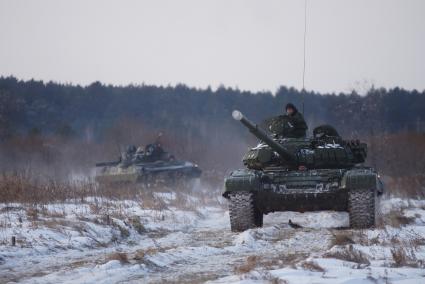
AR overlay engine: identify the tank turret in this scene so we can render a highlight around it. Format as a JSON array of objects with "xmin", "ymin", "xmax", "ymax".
[
  {"xmin": 232, "ymin": 110, "xmax": 367, "ymax": 170},
  {"xmin": 232, "ymin": 110, "xmax": 296, "ymax": 163}
]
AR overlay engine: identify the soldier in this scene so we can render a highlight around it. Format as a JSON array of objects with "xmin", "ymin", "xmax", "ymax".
[
  {"xmin": 133, "ymin": 146, "xmax": 145, "ymax": 162},
  {"xmin": 264, "ymin": 103, "xmax": 308, "ymax": 138},
  {"xmin": 145, "ymin": 142, "xmax": 165, "ymax": 161},
  {"xmin": 121, "ymin": 145, "xmax": 136, "ymax": 167},
  {"xmin": 285, "ymin": 103, "xmax": 308, "ymax": 138}
]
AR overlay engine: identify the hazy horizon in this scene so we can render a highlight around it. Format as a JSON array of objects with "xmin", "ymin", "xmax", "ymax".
[{"xmin": 1, "ymin": 0, "xmax": 424, "ymax": 94}]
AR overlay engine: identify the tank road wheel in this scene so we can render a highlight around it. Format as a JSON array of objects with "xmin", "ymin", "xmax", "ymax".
[
  {"xmin": 348, "ymin": 188, "xmax": 377, "ymax": 229},
  {"xmin": 228, "ymin": 192, "xmax": 263, "ymax": 232}
]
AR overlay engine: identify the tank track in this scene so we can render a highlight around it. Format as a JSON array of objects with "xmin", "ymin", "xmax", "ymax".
[
  {"xmin": 348, "ymin": 188, "xmax": 377, "ymax": 228},
  {"xmin": 229, "ymin": 192, "xmax": 263, "ymax": 232}
]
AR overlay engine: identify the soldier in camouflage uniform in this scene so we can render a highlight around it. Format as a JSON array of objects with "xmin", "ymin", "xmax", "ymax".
[
  {"xmin": 264, "ymin": 103, "xmax": 308, "ymax": 138},
  {"xmin": 285, "ymin": 103, "xmax": 308, "ymax": 137},
  {"xmin": 121, "ymin": 145, "xmax": 137, "ymax": 167}
]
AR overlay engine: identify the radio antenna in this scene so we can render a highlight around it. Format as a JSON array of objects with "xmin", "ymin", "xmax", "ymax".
[{"xmin": 302, "ymin": 0, "xmax": 308, "ymax": 115}]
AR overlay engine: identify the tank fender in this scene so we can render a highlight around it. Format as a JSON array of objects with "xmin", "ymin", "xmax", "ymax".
[
  {"xmin": 223, "ymin": 169, "xmax": 262, "ymax": 198},
  {"xmin": 341, "ymin": 169, "xmax": 377, "ymax": 190}
]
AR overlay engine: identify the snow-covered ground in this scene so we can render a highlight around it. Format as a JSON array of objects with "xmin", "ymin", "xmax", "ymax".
[{"xmin": 1, "ymin": 191, "xmax": 425, "ymax": 284}]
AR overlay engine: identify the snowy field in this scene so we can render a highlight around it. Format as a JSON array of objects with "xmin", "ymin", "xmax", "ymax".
[{"xmin": 1, "ymin": 188, "xmax": 425, "ymax": 284}]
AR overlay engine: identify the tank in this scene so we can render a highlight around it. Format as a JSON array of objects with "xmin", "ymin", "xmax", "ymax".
[
  {"xmin": 223, "ymin": 110, "xmax": 384, "ymax": 232},
  {"xmin": 95, "ymin": 142, "xmax": 201, "ymax": 189}
]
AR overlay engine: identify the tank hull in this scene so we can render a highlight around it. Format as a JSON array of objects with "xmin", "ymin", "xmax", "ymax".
[
  {"xmin": 95, "ymin": 160, "xmax": 201, "ymax": 187},
  {"xmin": 224, "ymin": 168, "xmax": 379, "ymax": 214}
]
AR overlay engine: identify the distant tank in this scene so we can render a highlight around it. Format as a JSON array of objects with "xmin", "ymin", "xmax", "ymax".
[
  {"xmin": 223, "ymin": 110, "xmax": 384, "ymax": 232},
  {"xmin": 95, "ymin": 141, "xmax": 201, "ymax": 189}
]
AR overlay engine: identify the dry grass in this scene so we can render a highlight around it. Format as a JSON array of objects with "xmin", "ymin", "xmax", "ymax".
[
  {"xmin": 0, "ymin": 171, "xmax": 190, "ymax": 210},
  {"xmin": 390, "ymin": 246, "xmax": 424, "ymax": 268},
  {"xmin": 26, "ymin": 207, "xmax": 39, "ymax": 221},
  {"xmin": 382, "ymin": 208, "xmax": 416, "ymax": 228},
  {"xmin": 41, "ymin": 208, "xmax": 66, "ymax": 218},
  {"xmin": 368, "ymin": 133, "xmax": 425, "ymax": 199},
  {"xmin": 300, "ymin": 260, "xmax": 326, "ymax": 272},
  {"xmin": 260, "ymin": 253, "xmax": 305, "ymax": 270},
  {"xmin": 234, "ymin": 255, "xmax": 259, "ymax": 274},
  {"xmin": 42, "ymin": 219, "xmax": 73, "ymax": 231},
  {"xmin": 384, "ymin": 175, "xmax": 425, "ymax": 199},
  {"xmin": 168, "ymin": 191, "xmax": 197, "ymax": 211},
  {"xmin": 324, "ymin": 245, "xmax": 370, "ymax": 265},
  {"xmin": 96, "ymin": 182, "xmax": 156, "ymax": 201},
  {"xmin": 129, "ymin": 216, "xmax": 145, "ymax": 234},
  {"xmin": 0, "ymin": 172, "xmax": 96, "ymax": 204},
  {"xmin": 105, "ymin": 219, "xmax": 130, "ymax": 239},
  {"xmin": 132, "ymin": 250, "xmax": 146, "ymax": 261},
  {"xmin": 131, "ymin": 246, "xmax": 177, "ymax": 262},
  {"xmin": 330, "ymin": 231, "xmax": 356, "ymax": 247},
  {"xmin": 106, "ymin": 252, "xmax": 129, "ymax": 264},
  {"xmin": 330, "ymin": 229, "xmax": 375, "ymax": 247},
  {"xmin": 410, "ymin": 237, "xmax": 425, "ymax": 249}
]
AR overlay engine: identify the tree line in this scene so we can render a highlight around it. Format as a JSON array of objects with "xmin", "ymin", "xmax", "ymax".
[{"xmin": 1, "ymin": 76, "xmax": 424, "ymax": 142}]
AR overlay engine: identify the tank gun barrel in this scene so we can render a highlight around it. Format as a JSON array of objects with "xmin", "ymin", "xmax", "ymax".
[{"xmin": 232, "ymin": 110, "xmax": 295, "ymax": 162}]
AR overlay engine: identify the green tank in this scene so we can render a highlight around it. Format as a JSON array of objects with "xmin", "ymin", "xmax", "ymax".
[
  {"xmin": 223, "ymin": 110, "xmax": 384, "ymax": 232},
  {"xmin": 95, "ymin": 142, "xmax": 201, "ymax": 189}
]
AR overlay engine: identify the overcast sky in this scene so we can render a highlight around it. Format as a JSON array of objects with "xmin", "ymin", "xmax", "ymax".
[{"xmin": 0, "ymin": 0, "xmax": 424, "ymax": 94}]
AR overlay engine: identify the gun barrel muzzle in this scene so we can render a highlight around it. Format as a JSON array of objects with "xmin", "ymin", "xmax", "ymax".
[{"xmin": 232, "ymin": 110, "xmax": 243, "ymax": 121}]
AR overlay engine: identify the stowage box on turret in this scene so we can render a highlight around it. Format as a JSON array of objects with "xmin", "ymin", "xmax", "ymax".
[{"xmin": 223, "ymin": 110, "xmax": 384, "ymax": 232}]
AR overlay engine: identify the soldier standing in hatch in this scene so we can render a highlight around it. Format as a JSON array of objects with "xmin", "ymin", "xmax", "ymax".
[
  {"xmin": 265, "ymin": 103, "xmax": 308, "ymax": 138},
  {"xmin": 285, "ymin": 103, "xmax": 308, "ymax": 138}
]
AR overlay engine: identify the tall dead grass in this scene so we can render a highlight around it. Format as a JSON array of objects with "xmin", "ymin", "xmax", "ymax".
[
  {"xmin": 0, "ymin": 171, "xmax": 96, "ymax": 204},
  {"xmin": 0, "ymin": 171, "xmax": 163, "ymax": 205},
  {"xmin": 368, "ymin": 132, "xmax": 425, "ymax": 198},
  {"xmin": 0, "ymin": 170, "xmax": 218, "ymax": 215}
]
